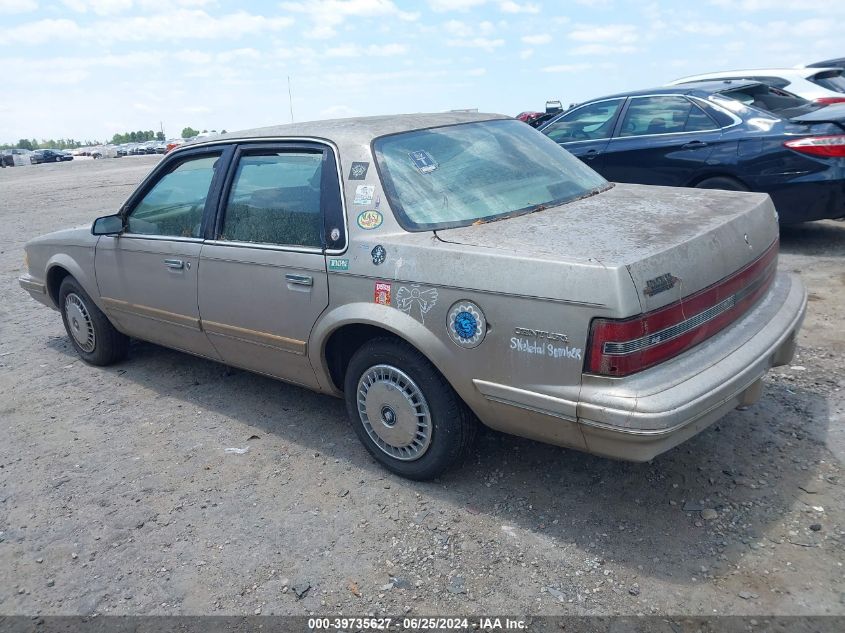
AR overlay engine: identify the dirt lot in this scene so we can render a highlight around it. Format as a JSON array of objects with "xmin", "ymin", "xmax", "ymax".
[{"xmin": 1, "ymin": 157, "xmax": 843, "ymax": 617}]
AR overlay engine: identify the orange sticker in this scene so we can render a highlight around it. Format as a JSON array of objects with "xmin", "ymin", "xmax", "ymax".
[{"xmin": 374, "ymin": 281, "xmax": 391, "ymax": 305}]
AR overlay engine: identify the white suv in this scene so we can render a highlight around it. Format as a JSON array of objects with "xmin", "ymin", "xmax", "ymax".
[{"xmin": 668, "ymin": 67, "xmax": 845, "ymax": 104}]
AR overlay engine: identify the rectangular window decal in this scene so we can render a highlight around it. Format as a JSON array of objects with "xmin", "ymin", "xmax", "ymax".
[{"xmin": 409, "ymin": 150, "xmax": 437, "ymax": 174}]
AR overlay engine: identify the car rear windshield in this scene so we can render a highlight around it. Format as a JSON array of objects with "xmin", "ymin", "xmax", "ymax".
[
  {"xmin": 372, "ymin": 119, "xmax": 609, "ymax": 231},
  {"xmin": 809, "ymin": 70, "xmax": 845, "ymax": 93},
  {"xmin": 718, "ymin": 83, "xmax": 820, "ymax": 118}
]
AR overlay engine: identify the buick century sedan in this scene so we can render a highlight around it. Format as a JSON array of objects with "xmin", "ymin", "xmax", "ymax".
[{"xmin": 20, "ymin": 113, "xmax": 807, "ymax": 480}]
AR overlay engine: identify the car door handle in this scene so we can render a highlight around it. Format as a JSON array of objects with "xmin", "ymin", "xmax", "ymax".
[
  {"xmin": 582, "ymin": 149, "xmax": 600, "ymax": 160},
  {"xmin": 164, "ymin": 259, "xmax": 184, "ymax": 270},
  {"xmin": 285, "ymin": 273, "xmax": 313, "ymax": 287},
  {"xmin": 682, "ymin": 140, "xmax": 708, "ymax": 149}
]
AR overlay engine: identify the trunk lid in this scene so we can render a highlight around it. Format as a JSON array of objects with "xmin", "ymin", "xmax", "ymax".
[
  {"xmin": 788, "ymin": 102, "xmax": 845, "ymax": 129},
  {"xmin": 434, "ymin": 183, "xmax": 779, "ymax": 312}
]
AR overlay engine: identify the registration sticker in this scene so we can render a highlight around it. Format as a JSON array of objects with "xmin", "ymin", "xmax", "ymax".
[
  {"xmin": 357, "ymin": 210, "xmax": 383, "ymax": 230},
  {"xmin": 328, "ymin": 258, "xmax": 349, "ymax": 271},
  {"xmin": 354, "ymin": 185, "xmax": 375, "ymax": 205},
  {"xmin": 409, "ymin": 150, "xmax": 437, "ymax": 174},
  {"xmin": 374, "ymin": 281, "xmax": 391, "ymax": 305}
]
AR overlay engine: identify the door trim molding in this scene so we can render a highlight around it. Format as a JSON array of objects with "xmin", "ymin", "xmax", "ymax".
[
  {"xmin": 101, "ymin": 297, "xmax": 201, "ymax": 330},
  {"xmin": 202, "ymin": 320, "xmax": 307, "ymax": 356}
]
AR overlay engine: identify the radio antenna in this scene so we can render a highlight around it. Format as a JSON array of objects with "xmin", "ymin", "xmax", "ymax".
[{"xmin": 288, "ymin": 75, "xmax": 294, "ymax": 123}]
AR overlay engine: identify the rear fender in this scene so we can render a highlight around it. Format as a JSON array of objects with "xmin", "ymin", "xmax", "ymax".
[{"xmin": 309, "ymin": 302, "xmax": 455, "ymax": 397}]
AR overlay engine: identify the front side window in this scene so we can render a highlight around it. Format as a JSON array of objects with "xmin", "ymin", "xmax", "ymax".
[
  {"xmin": 373, "ymin": 119, "xmax": 608, "ymax": 231},
  {"xmin": 619, "ymin": 96, "xmax": 717, "ymax": 136},
  {"xmin": 220, "ymin": 150, "xmax": 324, "ymax": 248},
  {"xmin": 127, "ymin": 153, "xmax": 220, "ymax": 237},
  {"xmin": 543, "ymin": 99, "xmax": 625, "ymax": 142}
]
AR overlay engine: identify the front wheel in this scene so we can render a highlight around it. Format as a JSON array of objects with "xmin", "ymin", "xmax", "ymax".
[
  {"xmin": 344, "ymin": 338, "xmax": 477, "ymax": 480},
  {"xmin": 59, "ymin": 276, "xmax": 128, "ymax": 366}
]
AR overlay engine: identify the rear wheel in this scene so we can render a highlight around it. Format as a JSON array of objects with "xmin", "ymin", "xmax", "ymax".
[
  {"xmin": 694, "ymin": 176, "xmax": 749, "ymax": 192},
  {"xmin": 59, "ymin": 276, "xmax": 128, "ymax": 366},
  {"xmin": 344, "ymin": 338, "xmax": 477, "ymax": 480}
]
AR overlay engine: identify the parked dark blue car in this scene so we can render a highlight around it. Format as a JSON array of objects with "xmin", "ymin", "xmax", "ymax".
[{"xmin": 537, "ymin": 80, "xmax": 845, "ymax": 224}]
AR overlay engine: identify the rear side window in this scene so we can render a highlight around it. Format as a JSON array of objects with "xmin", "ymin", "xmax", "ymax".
[
  {"xmin": 544, "ymin": 99, "xmax": 624, "ymax": 142},
  {"xmin": 220, "ymin": 151, "xmax": 324, "ymax": 248},
  {"xmin": 809, "ymin": 70, "xmax": 845, "ymax": 93},
  {"xmin": 619, "ymin": 96, "xmax": 717, "ymax": 136}
]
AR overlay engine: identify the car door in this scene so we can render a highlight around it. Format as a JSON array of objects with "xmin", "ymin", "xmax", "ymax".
[
  {"xmin": 600, "ymin": 95, "xmax": 722, "ymax": 186},
  {"xmin": 540, "ymin": 98, "xmax": 625, "ymax": 169},
  {"xmin": 95, "ymin": 147, "xmax": 230, "ymax": 358},
  {"xmin": 197, "ymin": 142, "xmax": 345, "ymax": 390}
]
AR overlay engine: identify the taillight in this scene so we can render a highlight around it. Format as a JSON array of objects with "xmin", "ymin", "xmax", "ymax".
[
  {"xmin": 784, "ymin": 135, "xmax": 845, "ymax": 157},
  {"xmin": 814, "ymin": 97, "xmax": 845, "ymax": 105},
  {"xmin": 586, "ymin": 240, "xmax": 778, "ymax": 377}
]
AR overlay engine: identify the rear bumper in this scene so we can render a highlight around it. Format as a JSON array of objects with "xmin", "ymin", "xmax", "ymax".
[
  {"xmin": 473, "ymin": 272, "xmax": 806, "ymax": 461},
  {"xmin": 764, "ymin": 174, "xmax": 845, "ymax": 224}
]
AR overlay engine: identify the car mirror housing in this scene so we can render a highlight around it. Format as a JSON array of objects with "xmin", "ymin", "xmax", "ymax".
[{"xmin": 91, "ymin": 214, "xmax": 125, "ymax": 235}]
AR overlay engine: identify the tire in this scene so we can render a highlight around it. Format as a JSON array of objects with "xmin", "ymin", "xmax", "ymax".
[
  {"xmin": 344, "ymin": 338, "xmax": 477, "ymax": 480},
  {"xmin": 694, "ymin": 176, "xmax": 749, "ymax": 192},
  {"xmin": 59, "ymin": 276, "xmax": 128, "ymax": 366}
]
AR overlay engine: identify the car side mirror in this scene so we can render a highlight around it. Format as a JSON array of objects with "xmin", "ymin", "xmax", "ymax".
[{"xmin": 92, "ymin": 214, "xmax": 125, "ymax": 236}]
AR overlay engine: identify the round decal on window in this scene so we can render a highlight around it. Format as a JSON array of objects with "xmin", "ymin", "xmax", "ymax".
[{"xmin": 447, "ymin": 300, "xmax": 486, "ymax": 349}]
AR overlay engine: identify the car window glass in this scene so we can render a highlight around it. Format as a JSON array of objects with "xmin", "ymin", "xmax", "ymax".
[
  {"xmin": 809, "ymin": 70, "xmax": 845, "ymax": 92},
  {"xmin": 127, "ymin": 154, "xmax": 220, "ymax": 238},
  {"xmin": 619, "ymin": 96, "xmax": 714, "ymax": 136},
  {"xmin": 220, "ymin": 151, "xmax": 324, "ymax": 248},
  {"xmin": 544, "ymin": 99, "xmax": 624, "ymax": 142}
]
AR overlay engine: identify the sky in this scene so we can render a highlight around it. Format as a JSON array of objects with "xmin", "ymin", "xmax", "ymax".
[{"xmin": 1, "ymin": 0, "xmax": 843, "ymax": 144}]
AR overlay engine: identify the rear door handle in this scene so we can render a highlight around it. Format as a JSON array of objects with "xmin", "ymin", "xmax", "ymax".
[
  {"xmin": 164, "ymin": 259, "xmax": 184, "ymax": 269},
  {"xmin": 682, "ymin": 140, "xmax": 708, "ymax": 149},
  {"xmin": 582, "ymin": 149, "xmax": 600, "ymax": 160},
  {"xmin": 285, "ymin": 273, "xmax": 313, "ymax": 287}
]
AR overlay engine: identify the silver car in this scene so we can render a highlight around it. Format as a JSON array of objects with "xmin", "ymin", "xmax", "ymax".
[{"xmin": 19, "ymin": 113, "xmax": 807, "ymax": 480}]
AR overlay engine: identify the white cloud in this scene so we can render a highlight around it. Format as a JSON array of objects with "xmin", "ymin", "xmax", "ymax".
[
  {"xmin": 7, "ymin": 10, "xmax": 294, "ymax": 44},
  {"xmin": 325, "ymin": 43, "xmax": 408, "ymax": 57},
  {"xmin": 61, "ymin": 0, "xmax": 132, "ymax": 14},
  {"xmin": 568, "ymin": 23, "xmax": 638, "ymax": 43},
  {"xmin": 521, "ymin": 33, "xmax": 551, "ymax": 45},
  {"xmin": 570, "ymin": 43, "xmax": 637, "ymax": 55},
  {"xmin": 280, "ymin": 0, "xmax": 419, "ymax": 39},
  {"xmin": 428, "ymin": 0, "xmax": 487, "ymax": 12},
  {"xmin": 447, "ymin": 37, "xmax": 504, "ymax": 52},
  {"xmin": 681, "ymin": 22, "xmax": 734, "ymax": 36},
  {"xmin": 519, "ymin": 48, "xmax": 534, "ymax": 59},
  {"xmin": 0, "ymin": 0, "xmax": 37, "ymax": 14},
  {"xmin": 444, "ymin": 19, "xmax": 496, "ymax": 37},
  {"xmin": 710, "ymin": 0, "xmax": 845, "ymax": 12},
  {"xmin": 499, "ymin": 1, "xmax": 539, "ymax": 13},
  {"xmin": 542, "ymin": 63, "xmax": 593, "ymax": 73}
]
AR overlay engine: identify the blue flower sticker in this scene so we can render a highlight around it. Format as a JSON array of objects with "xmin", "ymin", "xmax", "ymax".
[
  {"xmin": 454, "ymin": 311, "xmax": 477, "ymax": 340},
  {"xmin": 446, "ymin": 301, "xmax": 486, "ymax": 349}
]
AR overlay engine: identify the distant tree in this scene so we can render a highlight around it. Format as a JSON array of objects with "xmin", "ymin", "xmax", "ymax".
[
  {"xmin": 156, "ymin": 131, "xmax": 165, "ymax": 141},
  {"xmin": 181, "ymin": 126, "xmax": 199, "ymax": 138},
  {"xmin": 221, "ymin": 129, "xmax": 227, "ymax": 134},
  {"xmin": 201, "ymin": 129, "xmax": 208, "ymax": 133},
  {"xmin": 17, "ymin": 139, "xmax": 34, "ymax": 150}
]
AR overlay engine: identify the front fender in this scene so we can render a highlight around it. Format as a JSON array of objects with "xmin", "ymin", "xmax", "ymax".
[
  {"xmin": 45, "ymin": 249, "xmax": 101, "ymax": 311},
  {"xmin": 308, "ymin": 301, "xmax": 456, "ymax": 396}
]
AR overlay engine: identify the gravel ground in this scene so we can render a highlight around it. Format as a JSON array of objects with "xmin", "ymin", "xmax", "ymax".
[{"xmin": 0, "ymin": 157, "xmax": 843, "ymax": 617}]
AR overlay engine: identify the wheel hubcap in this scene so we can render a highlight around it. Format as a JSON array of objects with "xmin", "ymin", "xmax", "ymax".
[
  {"xmin": 357, "ymin": 364, "xmax": 432, "ymax": 461},
  {"xmin": 65, "ymin": 293, "xmax": 96, "ymax": 353}
]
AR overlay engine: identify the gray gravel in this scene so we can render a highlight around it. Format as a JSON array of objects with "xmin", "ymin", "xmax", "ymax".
[{"xmin": 0, "ymin": 157, "xmax": 843, "ymax": 616}]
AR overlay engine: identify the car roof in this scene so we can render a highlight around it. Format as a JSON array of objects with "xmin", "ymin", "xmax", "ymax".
[
  {"xmin": 579, "ymin": 80, "xmax": 762, "ymax": 101},
  {"xmin": 671, "ymin": 67, "xmax": 842, "ymax": 82},
  {"xmin": 186, "ymin": 112, "xmax": 508, "ymax": 148}
]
